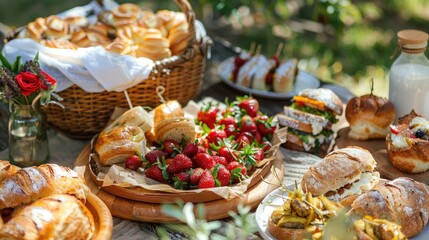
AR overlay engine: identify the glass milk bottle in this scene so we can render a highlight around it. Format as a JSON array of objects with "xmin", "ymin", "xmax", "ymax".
[{"xmin": 389, "ymin": 29, "xmax": 429, "ymax": 120}]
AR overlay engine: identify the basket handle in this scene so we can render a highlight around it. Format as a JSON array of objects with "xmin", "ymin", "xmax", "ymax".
[
  {"xmin": 174, "ymin": 0, "xmax": 197, "ymax": 48},
  {"xmin": 153, "ymin": 0, "xmax": 201, "ymax": 72}
]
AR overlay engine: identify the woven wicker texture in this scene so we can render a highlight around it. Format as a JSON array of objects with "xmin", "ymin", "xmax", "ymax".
[{"xmin": 39, "ymin": 0, "xmax": 207, "ymax": 138}]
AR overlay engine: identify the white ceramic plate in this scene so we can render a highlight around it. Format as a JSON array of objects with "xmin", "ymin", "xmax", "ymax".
[
  {"xmin": 218, "ymin": 57, "xmax": 320, "ymax": 99},
  {"xmin": 255, "ymin": 186, "xmax": 429, "ymax": 240}
]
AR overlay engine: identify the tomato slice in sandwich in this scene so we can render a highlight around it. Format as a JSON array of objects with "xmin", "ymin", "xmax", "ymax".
[{"xmin": 293, "ymin": 96, "xmax": 326, "ymax": 111}]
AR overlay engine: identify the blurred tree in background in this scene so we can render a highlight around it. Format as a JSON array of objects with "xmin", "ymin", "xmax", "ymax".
[{"xmin": 1, "ymin": 0, "xmax": 429, "ymax": 97}]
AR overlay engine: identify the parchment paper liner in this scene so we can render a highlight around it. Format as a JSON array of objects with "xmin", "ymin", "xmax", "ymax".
[{"xmin": 88, "ymin": 100, "xmax": 287, "ymax": 201}]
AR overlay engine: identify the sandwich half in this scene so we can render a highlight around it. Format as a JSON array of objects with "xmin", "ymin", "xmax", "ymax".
[{"xmin": 278, "ymin": 88, "xmax": 343, "ymax": 157}]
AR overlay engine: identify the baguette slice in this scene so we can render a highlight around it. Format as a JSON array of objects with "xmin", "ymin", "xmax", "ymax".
[
  {"xmin": 0, "ymin": 194, "xmax": 94, "ymax": 240},
  {"xmin": 0, "ymin": 164, "xmax": 90, "ymax": 209},
  {"xmin": 101, "ymin": 106, "xmax": 152, "ymax": 135},
  {"xmin": 155, "ymin": 117, "xmax": 196, "ymax": 143}
]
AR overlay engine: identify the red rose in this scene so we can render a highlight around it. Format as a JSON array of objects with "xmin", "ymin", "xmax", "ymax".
[
  {"xmin": 15, "ymin": 72, "xmax": 42, "ymax": 96},
  {"xmin": 41, "ymin": 70, "xmax": 56, "ymax": 90}
]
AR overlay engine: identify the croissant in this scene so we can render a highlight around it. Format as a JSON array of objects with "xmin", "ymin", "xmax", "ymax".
[
  {"xmin": 351, "ymin": 177, "xmax": 429, "ymax": 237},
  {"xmin": 0, "ymin": 160, "xmax": 20, "ymax": 182},
  {"xmin": 0, "ymin": 194, "xmax": 94, "ymax": 240},
  {"xmin": 0, "ymin": 164, "xmax": 89, "ymax": 209}
]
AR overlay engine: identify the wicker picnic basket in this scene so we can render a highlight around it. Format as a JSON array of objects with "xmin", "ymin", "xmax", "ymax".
[{"xmin": 8, "ymin": 0, "xmax": 209, "ymax": 138}]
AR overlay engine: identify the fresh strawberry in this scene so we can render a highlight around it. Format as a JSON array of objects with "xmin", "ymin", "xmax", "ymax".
[
  {"xmin": 254, "ymin": 148, "xmax": 265, "ymax": 161},
  {"xmin": 195, "ymin": 153, "xmax": 216, "ymax": 169},
  {"xmin": 236, "ymin": 133, "xmax": 251, "ymax": 149},
  {"xmin": 206, "ymin": 129, "xmax": 227, "ymax": 146},
  {"xmin": 265, "ymin": 73, "xmax": 274, "ymax": 84},
  {"xmin": 261, "ymin": 141, "xmax": 272, "ymax": 152},
  {"xmin": 272, "ymin": 55, "xmax": 280, "ymax": 67},
  {"xmin": 183, "ymin": 143, "xmax": 198, "ymax": 158},
  {"xmin": 238, "ymin": 98, "xmax": 259, "ymax": 117},
  {"xmin": 145, "ymin": 165, "xmax": 167, "ymax": 183},
  {"xmin": 234, "ymin": 56, "xmax": 246, "ymax": 67},
  {"xmin": 240, "ymin": 115, "xmax": 258, "ymax": 135},
  {"xmin": 144, "ymin": 150, "xmax": 166, "ymax": 163},
  {"xmin": 224, "ymin": 124, "xmax": 238, "ymax": 138},
  {"xmin": 197, "ymin": 103, "xmax": 220, "ymax": 129},
  {"xmin": 214, "ymin": 165, "xmax": 231, "ymax": 186},
  {"xmin": 212, "ymin": 156, "xmax": 228, "ymax": 166},
  {"xmin": 227, "ymin": 161, "xmax": 247, "ymax": 176},
  {"xmin": 197, "ymin": 145, "xmax": 207, "ymax": 154},
  {"xmin": 222, "ymin": 107, "xmax": 235, "ymax": 117},
  {"xmin": 173, "ymin": 171, "xmax": 190, "ymax": 189},
  {"xmin": 167, "ymin": 154, "xmax": 193, "ymax": 174},
  {"xmin": 198, "ymin": 170, "xmax": 215, "ymax": 189},
  {"xmin": 255, "ymin": 115, "xmax": 276, "ymax": 136},
  {"xmin": 390, "ymin": 125, "xmax": 400, "ymax": 134},
  {"xmin": 162, "ymin": 139, "xmax": 180, "ymax": 156},
  {"xmin": 165, "ymin": 157, "xmax": 173, "ymax": 166},
  {"xmin": 219, "ymin": 116, "xmax": 236, "ymax": 127},
  {"xmin": 254, "ymin": 131, "xmax": 263, "ymax": 143},
  {"xmin": 218, "ymin": 146, "xmax": 237, "ymax": 162},
  {"xmin": 124, "ymin": 155, "xmax": 142, "ymax": 170},
  {"xmin": 190, "ymin": 168, "xmax": 204, "ymax": 185}
]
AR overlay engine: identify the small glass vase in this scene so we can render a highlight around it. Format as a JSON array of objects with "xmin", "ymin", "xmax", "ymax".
[{"xmin": 8, "ymin": 104, "xmax": 49, "ymax": 167}]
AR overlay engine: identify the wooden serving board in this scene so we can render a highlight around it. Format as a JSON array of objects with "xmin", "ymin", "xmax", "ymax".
[
  {"xmin": 74, "ymin": 144, "xmax": 284, "ymax": 223},
  {"xmin": 336, "ymin": 127, "xmax": 429, "ymax": 185}
]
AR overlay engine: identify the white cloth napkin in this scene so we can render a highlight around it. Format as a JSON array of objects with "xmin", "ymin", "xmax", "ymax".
[{"xmin": 2, "ymin": 39, "xmax": 154, "ymax": 92}]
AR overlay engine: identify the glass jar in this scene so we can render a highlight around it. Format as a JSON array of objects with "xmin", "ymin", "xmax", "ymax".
[
  {"xmin": 8, "ymin": 104, "xmax": 49, "ymax": 167},
  {"xmin": 389, "ymin": 29, "xmax": 429, "ymax": 120}
]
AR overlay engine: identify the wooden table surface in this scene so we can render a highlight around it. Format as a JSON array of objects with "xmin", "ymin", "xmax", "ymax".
[{"xmin": 0, "ymin": 38, "xmax": 355, "ymax": 239}]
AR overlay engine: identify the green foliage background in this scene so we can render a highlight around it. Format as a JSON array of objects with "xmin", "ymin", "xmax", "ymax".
[{"xmin": 2, "ymin": 0, "xmax": 429, "ymax": 97}]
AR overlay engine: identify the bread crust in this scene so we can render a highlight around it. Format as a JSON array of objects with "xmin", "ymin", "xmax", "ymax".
[
  {"xmin": 0, "ymin": 194, "xmax": 94, "ymax": 240},
  {"xmin": 267, "ymin": 217, "xmax": 306, "ymax": 240},
  {"xmin": 0, "ymin": 164, "xmax": 90, "ymax": 209},
  {"xmin": 153, "ymin": 100, "xmax": 184, "ymax": 129},
  {"xmin": 386, "ymin": 134, "xmax": 429, "ymax": 173},
  {"xmin": 301, "ymin": 146, "xmax": 378, "ymax": 199},
  {"xmin": 298, "ymin": 88, "xmax": 343, "ymax": 115},
  {"xmin": 95, "ymin": 125, "xmax": 146, "ymax": 166},
  {"xmin": 155, "ymin": 117, "xmax": 196, "ymax": 143},
  {"xmin": 346, "ymin": 94, "xmax": 395, "ymax": 140},
  {"xmin": 0, "ymin": 161, "xmax": 20, "ymax": 182},
  {"xmin": 351, "ymin": 177, "xmax": 429, "ymax": 237},
  {"xmin": 278, "ymin": 114, "xmax": 314, "ymax": 134}
]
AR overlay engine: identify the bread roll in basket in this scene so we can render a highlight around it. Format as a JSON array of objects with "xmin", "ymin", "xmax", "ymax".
[{"xmin": 4, "ymin": 0, "xmax": 210, "ymax": 139}]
